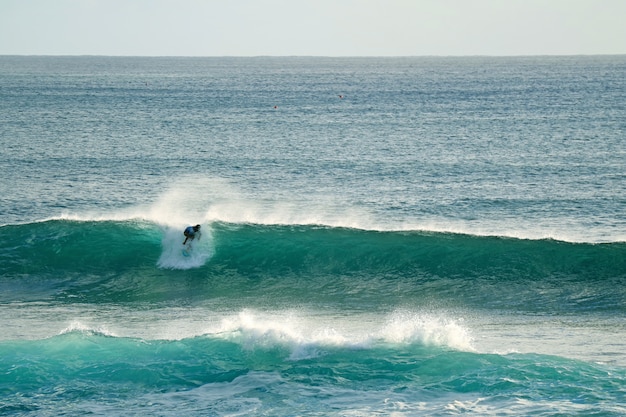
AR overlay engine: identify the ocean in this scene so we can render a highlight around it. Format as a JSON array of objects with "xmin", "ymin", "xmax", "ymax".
[{"xmin": 0, "ymin": 55, "xmax": 625, "ymax": 416}]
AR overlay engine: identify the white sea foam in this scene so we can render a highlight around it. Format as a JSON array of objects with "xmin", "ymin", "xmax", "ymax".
[
  {"xmin": 59, "ymin": 320, "xmax": 118, "ymax": 338},
  {"xmin": 202, "ymin": 309, "xmax": 474, "ymax": 359},
  {"xmin": 156, "ymin": 225, "xmax": 214, "ymax": 270},
  {"xmin": 380, "ymin": 310, "xmax": 475, "ymax": 351},
  {"xmin": 30, "ymin": 169, "xmax": 620, "ymax": 247},
  {"xmin": 43, "ymin": 175, "xmax": 624, "ymax": 244}
]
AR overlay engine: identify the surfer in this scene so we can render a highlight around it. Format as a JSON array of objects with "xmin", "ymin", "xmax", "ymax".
[{"xmin": 183, "ymin": 224, "xmax": 201, "ymax": 245}]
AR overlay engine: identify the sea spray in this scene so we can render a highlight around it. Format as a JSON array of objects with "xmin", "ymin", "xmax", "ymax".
[
  {"xmin": 380, "ymin": 310, "xmax": 474, "ymax": 351},
  {"xmin": 202, "ymin": 309, "xmax": 475, "ymax": 358},
  {"xmin": 157, "ymin": 225, "xmax": 214, "ymax": 270},
  {"xmin": 2, "ymin": 56, "xmax": 625, "ymax": 416}
]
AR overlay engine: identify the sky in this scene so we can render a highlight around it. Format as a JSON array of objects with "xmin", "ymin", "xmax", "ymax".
[{"xmin": 1, "ymin": 0, "xmax": 625, "ymax": 56}]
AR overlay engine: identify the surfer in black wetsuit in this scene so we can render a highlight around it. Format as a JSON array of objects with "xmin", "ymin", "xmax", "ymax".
[{"xmin": 183, "ymin": 224, "xmax": 201, "ymax": 245}]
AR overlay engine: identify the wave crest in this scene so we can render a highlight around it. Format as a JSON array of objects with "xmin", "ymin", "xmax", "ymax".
[{"xmin": 205, "ymin": 309, "xmax": 474, "ymax": 360}]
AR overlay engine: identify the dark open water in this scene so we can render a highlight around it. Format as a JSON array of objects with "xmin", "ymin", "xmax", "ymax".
[{"xmin": 1, "ymin": 56, "xmax": 625, "ymax": 416}]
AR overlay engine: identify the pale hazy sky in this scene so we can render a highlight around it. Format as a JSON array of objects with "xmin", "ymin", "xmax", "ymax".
[{"xmin": 1, "ymin": 0, "xmax": 625, "ymax": 56}]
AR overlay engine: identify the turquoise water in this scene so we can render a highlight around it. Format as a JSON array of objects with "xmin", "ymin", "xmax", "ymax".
[{"xmin": 1, "ymin": 56, "xmax": 625, "ymax": 416}]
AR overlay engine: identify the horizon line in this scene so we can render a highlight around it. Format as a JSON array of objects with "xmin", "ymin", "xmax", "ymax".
[{"xmin": 2, "ymin": 53, "xmax": 625, "ymax": 59}]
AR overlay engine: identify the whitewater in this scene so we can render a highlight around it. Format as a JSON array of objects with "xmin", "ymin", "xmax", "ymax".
[{"xmin": 1, "ymin": 56, "xmax": 625, "ymax": 416}]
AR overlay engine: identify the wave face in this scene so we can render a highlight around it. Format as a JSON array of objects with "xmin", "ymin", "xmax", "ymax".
[
  {"xmin": 2, "ymin": 220, "xmax": 624, "ymax": 314},
  {"xmin": 2, "ymin": 326, "xmax": 625, "ymax": 417},
  {"xmin": 3, "ymin": 219, "xmax": 625, "ymax": 416}
]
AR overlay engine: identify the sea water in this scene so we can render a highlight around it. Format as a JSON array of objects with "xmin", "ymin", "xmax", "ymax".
[{"xmin": 1, "ymin": 56, "xmax": 625, "ymax": 416}]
